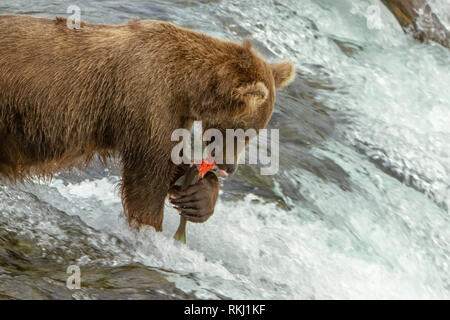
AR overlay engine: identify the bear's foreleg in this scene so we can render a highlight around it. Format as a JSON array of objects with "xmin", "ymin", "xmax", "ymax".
[{"xmin": 120, "ymin": 153, "xmax": 175, "ymax": 231}]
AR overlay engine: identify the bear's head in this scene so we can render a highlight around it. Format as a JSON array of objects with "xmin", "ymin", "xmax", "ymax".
[{"xmin": 189, "ymin": 39, "xmax": 295, "ymax": 174}]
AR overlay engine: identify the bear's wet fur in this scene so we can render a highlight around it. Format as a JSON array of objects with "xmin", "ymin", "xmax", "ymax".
[{"xmin": 0, "ymin": 14, "xmax": 295, "ymax": 231}]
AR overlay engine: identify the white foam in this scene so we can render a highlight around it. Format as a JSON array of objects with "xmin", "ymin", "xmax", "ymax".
[{"xmin": 37, "ymin": 173, "xmax": 448, "ymax": 299}]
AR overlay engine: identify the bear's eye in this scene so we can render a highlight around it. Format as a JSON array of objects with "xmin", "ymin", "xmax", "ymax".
[{"xmin": 232, "ymin": 81, "xmax": 268, "ymax": 114}]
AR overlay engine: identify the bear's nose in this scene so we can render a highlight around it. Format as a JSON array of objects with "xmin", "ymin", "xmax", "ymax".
[
  {"xmin": 216, "ymin": 163, "xmax": 238, "ymax": 176},
  {"xmin": 224, "ymin": 164, "xmax": 237, "ymax": 175}
]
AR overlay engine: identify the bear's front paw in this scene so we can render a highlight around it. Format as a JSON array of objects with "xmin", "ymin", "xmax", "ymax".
[{"xmin": 169, "ymin": 172, "xmax": 219, "ymax": 223}]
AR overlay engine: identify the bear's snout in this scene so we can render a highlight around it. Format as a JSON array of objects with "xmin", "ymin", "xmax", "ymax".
[{"xmin": 219, "ymin": 164, "xmax": 238, "ymax": 176}]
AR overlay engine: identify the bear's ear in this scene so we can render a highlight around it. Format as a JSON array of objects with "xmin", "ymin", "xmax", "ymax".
[
  {"xmin": 233, "ymin": 81, "xmax": 269, "ymax": 113},
  {"xmin": 271, "ymin": 61, "xmax": 295, "ymax": 89}
]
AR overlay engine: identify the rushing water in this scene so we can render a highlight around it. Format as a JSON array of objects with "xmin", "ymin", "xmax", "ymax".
[{"xmin": 0, "ymin": 0, "xmax": 449, "ymax": 299}]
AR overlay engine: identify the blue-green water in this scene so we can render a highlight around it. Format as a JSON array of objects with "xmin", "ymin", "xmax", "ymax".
[{"xmin": 0, "ymin": 0, "xmax": 449, "ymax": 299}]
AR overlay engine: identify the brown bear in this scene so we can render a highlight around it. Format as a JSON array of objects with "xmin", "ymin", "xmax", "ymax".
[{"xmin": 0, "ymin": 14, "xmax": 295, "ymax": 231}]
